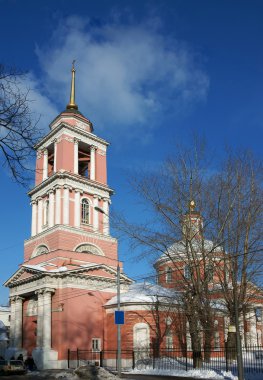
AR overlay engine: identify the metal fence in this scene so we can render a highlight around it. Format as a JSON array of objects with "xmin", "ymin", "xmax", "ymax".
[{"xmin": 68, "ymin": 345, "xmax": 263, "ymax": 375}]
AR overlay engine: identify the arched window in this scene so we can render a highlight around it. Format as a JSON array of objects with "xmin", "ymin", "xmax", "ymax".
[
  {"xmin": 31, "ymin": 245, "xmax": 49, "ymax": 258},
  {"xmin": 166, "ymin": 267, "xmax": 173, "ymax": 283},
  {"xmin": 164, "ymin": 317, "xmax": 173, "ymax": 350},
  {"xmin": 43, "ymin": 200, "xmax": 49, "ymax": 226},
  {"xmin": 81, "ymin": 199, "xmax": 90, "ymax": 224}
]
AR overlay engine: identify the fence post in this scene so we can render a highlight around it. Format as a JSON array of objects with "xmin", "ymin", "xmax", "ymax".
[
  {"xmin": 132, "ymin": 351, "xmax": 135, "ymax": 369},
  {"xmin": 100, "ymin": 350, "xmax": 103, "ymax": 367},
  {"xmin": 77, "ymin": 348, "xmax": 79, "ymax": 368},
  {"xmin": 185, "ymin": 349, "xmax": 188, "ymax": 372},
  {"xmin": 67, "ymin": 349, "xmax": 70, "ymax": 369},
  {"xmin": 225, "ymin": 342, "xmax": 229, "ymax": 373}
]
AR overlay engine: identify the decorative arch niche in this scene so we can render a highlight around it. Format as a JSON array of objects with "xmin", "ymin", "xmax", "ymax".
[
  {"xmin": 31, "ymin": 244, "xmax": 49, "ymax": 258},
  {"xmin": 75, "ymin": 243, "xmax": 104, "ymax": 256}
]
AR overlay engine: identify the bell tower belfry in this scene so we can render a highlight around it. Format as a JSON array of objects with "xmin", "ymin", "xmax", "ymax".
[
  {"xmin": 5, "ymin": 64, "xmax": 131, "ymax": 369},
  {"xmin": 31, "ymin": 62, "xmax": 111, "ymax": 241}
]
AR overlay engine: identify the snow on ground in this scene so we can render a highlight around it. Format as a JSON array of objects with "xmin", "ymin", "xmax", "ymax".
[
  {"xmin": 129, "ymin": 367, "xmax": 263, "ymax": 380},
  {"xmin": 25, "ymin": 367, "xmax": 263, "ymax": 380}
]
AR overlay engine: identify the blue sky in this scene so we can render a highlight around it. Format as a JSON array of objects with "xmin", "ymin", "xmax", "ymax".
[{"xmin": 1, "ymin": 0, "xmax": 263, "ymax": 304}]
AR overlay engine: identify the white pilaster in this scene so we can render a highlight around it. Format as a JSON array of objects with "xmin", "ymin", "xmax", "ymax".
[
  {"xmin": 53, "ymin": 140, "xmax": 57, "ymax": 173},
  {"xmin": 74, "ymin": 139, "xmax": 79, "ymax": 174},
  {"xmin": 74, "ymin": 190, "xmax": 81, "ymax": 228},
  {"xmin": 43, "ymin": 289, "xmax": 55, "ymax": 349},
  {"xmin": 43, "ymin": 149, "xmax": 48, "ymax": 181},
  {"xmin": 37, "ymin": 198, "xmax": 43, "ymax": 233},
  {"xmin": 248, "ymin": 310, "xmax": 257, "ymax": 345},
  {"xmin": 93, "ymin": 196, "xmax": 99, "ymax": 231},
  {"xmin": 9, "ymin": 297, "xmax": 16, "ymax": 347},
  {"xmin": 55, "ymin": 186, "xmax": 61, "ymax": 225},
  {"xmin": 31, "ymin": 201, "xmax": 37, "ymax": 236},
  {"xmin": 90, "ymin": 145, "xmax": 96, "ymax": 180},
  {"xmin": 14, "ymin": 296, "xmax": 23, "ymax": 348},
  {"xmin": 36, "ymin": 290, "xmax": 44, "ymax": 348},
  {"xmin": 103, "ymin": 198, "xmax": 110, "ymax": 235},
  {"xmin": 63, "ymin": 186, "xmax": 70, "ymax": 225},
  {"xmin": 48, "ymin": 190, "xmax": 55, "ymax": 228}
]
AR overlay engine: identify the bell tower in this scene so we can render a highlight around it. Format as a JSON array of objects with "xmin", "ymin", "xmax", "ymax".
[
  {"xmin": 30, "ymin": 62, "xmax": 111, "ymax": 243},
  {"xmin": 5, "ymin": 64, "xmax": 131, "ymax": 369}
]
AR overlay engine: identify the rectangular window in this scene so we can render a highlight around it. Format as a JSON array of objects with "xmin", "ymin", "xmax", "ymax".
[
  {"xmin": 92, "ymin": 338, "xmax": 101, "ymax": 351},
  {"xmin": 214, "ymin": 332, "xmax": 220, "ymax": 350},
  {"xmin": 166, "ymin": 335, "xmax": 173, "ymax": 350},
  {"xmin": 184, "ymin": 265, "xmax": 191, "ymax": 280},
  {"xmin": 166, "ymin": 267, "xmax": 173, "ymax": 283}
]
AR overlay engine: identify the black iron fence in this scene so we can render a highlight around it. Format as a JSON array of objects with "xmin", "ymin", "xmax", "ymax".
[{"xmin": 68, "ymin": 345, "xmax": 263, "ymax": 375}]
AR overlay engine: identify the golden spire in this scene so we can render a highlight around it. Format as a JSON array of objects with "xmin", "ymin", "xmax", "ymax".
[{"xmin": 66, "ymin": 60, "xmax": 78, "ymax": 110}]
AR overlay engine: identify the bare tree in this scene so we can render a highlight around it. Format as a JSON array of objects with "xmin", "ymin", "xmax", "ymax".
[
  {"xmin": 206, "ymin": 152, "xmax": 263, "ymax": 354},
  {"xmin": 114, "ymin": 141, "xmax": 263, "ymax": 369},
  {"xmin": 0, "ymin": 64, "xmax": 42, "ymax": 185}
]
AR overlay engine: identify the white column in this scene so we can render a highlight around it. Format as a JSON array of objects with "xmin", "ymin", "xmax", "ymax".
[
  {"xmin": 48, "ymin": 190, "xmax": 55, "ymax": 228},
  {"xmin": 31, "ymin": 201, "xmax": 37, "ymax": 236},
  {"xmin": 63, "ymin": 186, "xmax": 70, "ymax": 225},
  {"xmin": 53, "ymin": 140, "xmax": 57, "ymax": 173},
  {"xmin": 90, "ymin": 145, "xmax": 96, "ymax": 180},
  {"xmin": 74, "ymin": 139, "xmax": 79, "ymax": 174},
  {"xmin": 74, "ymin": 190, "xmax": 81, "ymax": 228},
  {"xmin": 9, "ymin": 297, "xmax": 16, "ymax": 347},
  {"xmin": 42, "ymin": 289, "xmax": 54, "ymax": 349},
  {"xmin": 43, "ymin": 149, "xmax": 48, "ymax": 181},
  {"xmin": 14, "ymin": 296, "xmax": 23, "ymax": 348},
  {"xmin": 37, "ymin": 197, "xmax": 43, "ymax": 233},
  {"xmin": 93, "ymin": 196, "xmax": 99, "ymax": 231},
  {"xmin": 36, "ymin": 290, "xmax": 44, "ymax": 348},
  {"xmin": 55, "ymin": 186, "xmax": 61, "ymax": 225},
  {"xmin": 103, "ymin": 198, "xmax": 110, "ymax": 235}
]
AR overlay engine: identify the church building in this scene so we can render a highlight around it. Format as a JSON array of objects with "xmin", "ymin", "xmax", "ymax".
[{"xmin": 4, "ymin": 65, "xmax": 263, "ymax": 371}]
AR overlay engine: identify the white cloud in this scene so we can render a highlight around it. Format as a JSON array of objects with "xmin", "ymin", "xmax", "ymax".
[
  {"xmin": 35, "ymin": 16, "xmax": 209, "ymax": 142},
  {"xmin": 19, "ymin": 73, "xmax": 59, "ymax": 133}
]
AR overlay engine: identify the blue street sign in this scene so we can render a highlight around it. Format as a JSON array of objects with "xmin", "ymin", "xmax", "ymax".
[{"xmin": 115, "ymin": 310, "xmax": 125, "ymax": 325}]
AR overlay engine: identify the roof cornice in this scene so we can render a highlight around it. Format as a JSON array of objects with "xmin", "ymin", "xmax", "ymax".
[
  {"xmin": 35, "ymin": 121, "xmax": 109, "ymax": 150},
  {"xmin": 27, "ymin": 171, "xmax": 114, "ymax": 197}
]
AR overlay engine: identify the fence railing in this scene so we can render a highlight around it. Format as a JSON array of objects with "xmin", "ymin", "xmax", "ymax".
[{"xmin": 68, "ymin": 345, "xmax": 263, "ymax": 375}]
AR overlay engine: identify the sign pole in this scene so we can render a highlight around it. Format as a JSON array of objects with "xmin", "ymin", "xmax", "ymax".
[{"xmin": 117, "ymin": 262, "xmax": 121, "ymax": 377}]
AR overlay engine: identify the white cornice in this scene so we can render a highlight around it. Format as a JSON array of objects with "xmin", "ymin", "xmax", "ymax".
[
  {"xmin": 35, "ymin": 122, "xmax": 109, "ymax": 151},
  {"xmin": 7, "ymin": 266, "xmax": 132, "ymax": 297},
  {"xmin": 28, "ymin": 171, "xmax": 114, "ymax": 199},
  {"xmin": 24, "ymin": 224, "xmax": 117, "ymax": 245}
]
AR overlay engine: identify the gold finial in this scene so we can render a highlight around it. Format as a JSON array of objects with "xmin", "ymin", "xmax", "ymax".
[
  {"xmin": 66, "ymin": 60, "xmax": 78, "ymax": 110},
  {"xmin": 189, "ymin": 200, "xmax": 195, "ymax": 212}
]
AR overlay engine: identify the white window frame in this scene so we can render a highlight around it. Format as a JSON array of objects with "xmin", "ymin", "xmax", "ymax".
[
  {"xmin": 166, "ymin": 267, "xmax": 173, "ymax": 283},
  {"xmin": 165, "ymin": 335, "xmax": 173, "ymax": 350},
  {"xmin": 92, "ymin": 338, "xmax": 101, "ymax": 352}
]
